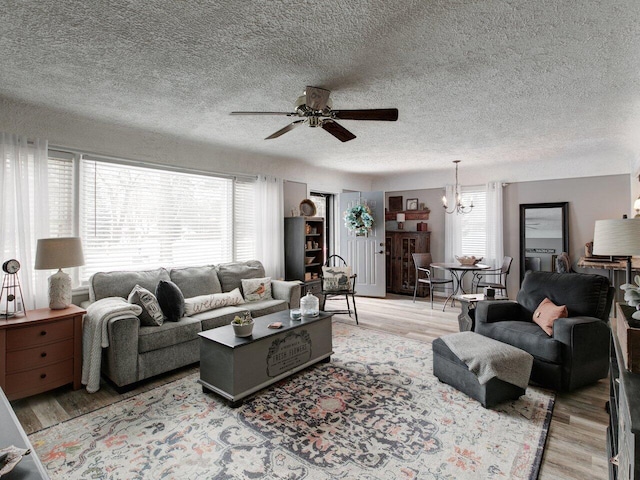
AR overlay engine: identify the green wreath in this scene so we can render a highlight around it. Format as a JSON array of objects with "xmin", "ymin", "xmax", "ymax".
[{"xmin": 344, "ymin": 204, "xmax": 374, "ymax": 236}]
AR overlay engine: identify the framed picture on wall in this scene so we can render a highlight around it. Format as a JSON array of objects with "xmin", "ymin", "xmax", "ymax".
[
  {"xmin": 389, "ymin": 196, "xmax": 403, "ymax": 211},
  {"xmin": 406, "ymin": 198, "xmax": 418, "ymax": 210}
]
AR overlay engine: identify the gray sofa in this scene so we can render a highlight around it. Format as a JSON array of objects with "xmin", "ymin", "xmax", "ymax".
[{"xmin": 86, "ymin": 260, "xmax": 301, "ymax": 389}]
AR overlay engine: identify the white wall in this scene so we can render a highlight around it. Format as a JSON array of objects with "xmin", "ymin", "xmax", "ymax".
[{"xmin": 0, "ymin": 96, "xmax": 374, "ymax": 193}]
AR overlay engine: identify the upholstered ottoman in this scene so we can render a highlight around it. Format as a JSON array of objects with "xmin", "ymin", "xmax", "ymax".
[{"xmin": 433, "ymin": 332, "xmax": 533, "ymax": 408}]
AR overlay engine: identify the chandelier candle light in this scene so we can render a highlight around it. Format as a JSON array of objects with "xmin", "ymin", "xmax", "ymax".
[
  {"xmin": 35, "ymin": 237, "xmax": 85, "ymax": 309},
  {"xmin": 442, "ymin": 160, "xmax": 473, "ymax": 215}
]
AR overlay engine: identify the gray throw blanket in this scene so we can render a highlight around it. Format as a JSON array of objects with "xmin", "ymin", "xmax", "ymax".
[
  {"xmin": 442, "ymin": 332, "xmax": 533, "ymax": 389},
  {"xmin": 81, "ymin": 297, "xmax": 142, "ymax": 393}
]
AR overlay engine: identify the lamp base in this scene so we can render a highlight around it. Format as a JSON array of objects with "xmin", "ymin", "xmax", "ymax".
[{"xmin": 48, "ymin": 269, "xmax": 72, "ymax": 310}]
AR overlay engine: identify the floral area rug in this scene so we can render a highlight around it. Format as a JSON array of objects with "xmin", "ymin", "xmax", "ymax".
[{"xmin": 29, "ymin": 322, "xmax": 554, "ymax": 479}]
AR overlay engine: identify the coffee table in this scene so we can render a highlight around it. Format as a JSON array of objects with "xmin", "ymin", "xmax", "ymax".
[{"xmin": 198, "ymin": 310, "xmax": 333, "ymax": 407}]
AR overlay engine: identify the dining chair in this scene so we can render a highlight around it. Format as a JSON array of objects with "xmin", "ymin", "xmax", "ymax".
[
  {"xmin": 412, "ymin": 253, "xmax": 453, "ymax": 309},
  {"xmin": 320, "ymin": 254, "xmax": 358, "ymax": 324},
  {"xmin": 472, "ymin": 256, "xmax": 513, "ymax": 297}
]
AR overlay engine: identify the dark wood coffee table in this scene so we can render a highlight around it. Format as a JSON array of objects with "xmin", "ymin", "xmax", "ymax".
[{"xmin": 198, "ymin": 310, "xmax": 333, "ymax": 407}]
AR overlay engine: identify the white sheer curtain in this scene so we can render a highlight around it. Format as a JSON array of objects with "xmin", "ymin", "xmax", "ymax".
[
  {"xmin": 443, "ymin": 184, "xmax": 462, "ymax": 263},
  {"xmin": 485, "ymin": 181, "xmax": 504, "ymax": 269},
  {"xmin": 0, "ymin": 133, "xmax": 50, "ymax": 309},
  {"xmin": 255, "ymin": 175, "xmax": 284, "ymax": 279}
]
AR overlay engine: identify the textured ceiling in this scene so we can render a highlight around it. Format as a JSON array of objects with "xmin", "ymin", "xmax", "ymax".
[{"xmin": 1, "ymin": 0, "xmax": 640, "ymax": 181}]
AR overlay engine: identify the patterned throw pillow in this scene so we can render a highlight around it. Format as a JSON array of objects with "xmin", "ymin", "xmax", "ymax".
[
  {"xmin": 155, "ymin": 280, "xmax": 185, "ymax": 322},
  {"xmin": 128, "ymin": 284, "xmax": 164, "ymax": 326},
  {"xmin": 184, "ymin": 288, "xmax": 245, "ymax": 316},
  {"xmin": 322, "ymin": 266, "xmax": 352, "ymax": 292},
  {"xmin": 241, "ymin": 277, "xmax": 272, "ymax": 302},
  {"xmin": 533, "ymin": 297, "xmax": 568, "ymax": 336}
]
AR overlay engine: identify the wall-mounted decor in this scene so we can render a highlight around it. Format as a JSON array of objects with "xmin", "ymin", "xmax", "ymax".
[
  {"xmin": 406, "ymin": 198, "xmax": 418, "ymax": 210},
  {"xmin": 389, "ymin": 196, "xmax": 403, "ymax": 212}
]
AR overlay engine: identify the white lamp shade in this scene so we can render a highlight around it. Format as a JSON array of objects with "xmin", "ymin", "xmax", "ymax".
[
  {"xmin": 396, "ymin": 213, "xmax": 406, "ymax": 222},
  {"xmin": 593, "ymin": 219, "xmax": 640, "ymax": 256},
  {"xmin": 35, "ymin": 237, "xmax": 85, "ymax": 270}
]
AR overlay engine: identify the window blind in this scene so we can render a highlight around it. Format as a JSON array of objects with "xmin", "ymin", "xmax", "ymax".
[
  {"xmin": 234, "ymin": 178, "xmax": 256, "ymax": 261},
  {"xmin": 79, "ymin": 158, "xmax": 236, "ymax": 281},
  {"xmin": 47, "ymin": 153, "xmax": 74, "ymax": 238},
  {"xmin": 460, "ymin": 185, "xmax": 487, "ymax": 257}
]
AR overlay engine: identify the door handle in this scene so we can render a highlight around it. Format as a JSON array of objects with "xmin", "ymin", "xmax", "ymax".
[{"xmin": 377, "ymin": 250, "xmax": 384, "ymax": 254}]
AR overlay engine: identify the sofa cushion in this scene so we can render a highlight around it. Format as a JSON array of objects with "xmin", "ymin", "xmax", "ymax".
[
  {"xmin": 138, "ymin": 317, "xmax": 202, "ymax": 353},
  {"xmin": 90, "ymin": 267, "xmax": 171, "ymax": 302},
  {"xmin": 184, "ymin": 288, "xmax": 244, "ymax": 316},
  {"xmin": 475, "ymin": 320, "xmax": 562, "ymax": 364},
  {"xmin": 241, "ymin": 277, "xmax": 272, "ymax": 302},
  {"xmin": 217, "ymin": 260, "xmax": 265, "ymax": 293},
  {"xmin": 156, "ymin": 280, "xmax": 185, "ymax": 322},
  {"xmin": 170, "ymin": 266, "xmax": 222, "ymax": 298},
  {"xmin": 517, "ymin": 271, "xmax": 611, "ymax": 322},
  {"xmin": 127, "ymin": 285, "xmax": 164, "ymax": 326},
  {"xmin": 196, "ymin": 306, "xmax": 248, "ymax": 331},
  {"xmin": 243, "ymin": 299, "xmax": 288, "ymax": 317},
  {"xmin": 533, "ymin": 297, "xmax": 568, "ymax": 336}
]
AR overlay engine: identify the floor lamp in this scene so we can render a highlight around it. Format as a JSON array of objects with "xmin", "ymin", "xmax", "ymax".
[{"xmin": 593, "ymin": 218, "xmax": 640, "ymax": 286}]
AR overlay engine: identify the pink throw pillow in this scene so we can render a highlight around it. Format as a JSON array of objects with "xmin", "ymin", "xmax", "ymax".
[{"xmin": 533, "ymin": 297, "xmax": 568, "ymax": 336}]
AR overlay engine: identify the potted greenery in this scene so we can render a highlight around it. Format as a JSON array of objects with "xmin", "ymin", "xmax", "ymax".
[{"xmin": 231, "ymin": 311, "xmax": 254, "ymax": 337}]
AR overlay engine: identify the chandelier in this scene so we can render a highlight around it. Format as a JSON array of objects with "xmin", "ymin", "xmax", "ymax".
[{"xmin": 442, "ymin": 160, "xmax": 473, "ymax": 215}]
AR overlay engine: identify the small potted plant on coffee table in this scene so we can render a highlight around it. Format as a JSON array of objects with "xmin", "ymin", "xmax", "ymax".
[{"xmin": 231, "ymin": 311, "xmax": 254, "ymax": 337}]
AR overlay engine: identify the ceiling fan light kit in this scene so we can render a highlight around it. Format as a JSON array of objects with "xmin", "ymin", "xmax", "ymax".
[{"xmin": 231, "ymin": 86, "xmax": 398, "ymax": 142}]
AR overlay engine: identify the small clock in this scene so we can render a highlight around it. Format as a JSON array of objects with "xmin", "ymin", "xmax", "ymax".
[{"xmin": 2, "ymin": 259, "xmax": 20, "ymax": 274}]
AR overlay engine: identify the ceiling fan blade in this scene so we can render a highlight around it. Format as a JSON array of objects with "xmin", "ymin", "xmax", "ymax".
[
  {"xmin": 305, "ymin": 86, "xmax": 331, "ymax": 111},
  {"xmin": 231, "ymin": 111, "xmax": 296, "ymax": 116},
  {"xmin": 265, "ymin": 120, "xmax": 305, "ymax": 139},
  {"xmin": 332, "ymin": 108, "xmax": 399, "ymax": 121},
  {"xmin": 321, "ymin": 120, "xmax": 356, "ymax": 142}
]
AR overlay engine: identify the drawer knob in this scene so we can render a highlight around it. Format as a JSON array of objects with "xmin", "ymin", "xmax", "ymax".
[
  {"xmin": 40, "ymin": 373, "xmax": 47, "ymax": 379},
  {"xmin": 41, "ymin": 352, "xmax": 47, "ymax": 358},
  {"xmin": 40, "ymin": 331, "xmax": 47, "ymax": 336}
]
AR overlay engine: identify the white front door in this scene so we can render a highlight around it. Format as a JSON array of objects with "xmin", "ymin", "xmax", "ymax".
[{"xmin": 338, "ymin": 191, "xmax": 386, "ymax": 297}]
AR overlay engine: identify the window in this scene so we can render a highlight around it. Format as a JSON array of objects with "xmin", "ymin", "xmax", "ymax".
[
  {"xmin": 459, "ymin": 185, "xmax": 487, "ymax": 258},
  {"xmin": 46, "ymin": 151, "xmax": 256, "ymax": 283}
]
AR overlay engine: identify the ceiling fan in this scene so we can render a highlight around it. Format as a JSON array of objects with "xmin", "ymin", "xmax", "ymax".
[{"xmin": 231, "ymin": 86, "xmax": 398, "ymax": 142}]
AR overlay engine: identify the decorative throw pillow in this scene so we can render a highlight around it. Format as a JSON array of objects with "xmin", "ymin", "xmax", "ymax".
[
  {"xmin": 155, "ymin": 280, "xmax": 185, "ymax": 322},
  {"xmin": 184, "ymin": 288, "xmax": 245, "ymax": 316},
  {"xmin": 322, "ymin": 266, "xmax": 352, "ymax": 291},
  {"xmin": 533, "ymin": 297, "xmax": 568, "ymax": 336},
  {"xmin": 128, "ymin": 284, "xmax": 164, "ymax": 326},
  {"xmin": 241, "ymin": 277, "xmax": 272, "ymax": 302}
]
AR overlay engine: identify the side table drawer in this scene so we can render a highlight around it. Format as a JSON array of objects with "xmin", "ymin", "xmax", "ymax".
[
  {"xmin": 6, "ymin": 339, "xmax": 74, "ymax": 373},
  {"xmin": 5, "ymin": 358, "xmax": 74, "ymax": 399},
  {"xmin": 7, "ymin": 318, "xmax": 73, "ymax": 350}
]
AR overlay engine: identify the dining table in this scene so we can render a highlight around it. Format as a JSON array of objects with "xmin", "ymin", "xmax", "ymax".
[{"xmin": 430, "ymin": 262, "xmax": 491, "ymax": 310}]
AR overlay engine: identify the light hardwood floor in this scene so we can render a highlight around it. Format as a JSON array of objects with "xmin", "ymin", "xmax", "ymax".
[{"xmin": 11, "ymin": 294, "xmax": 609, "ymax": 480}]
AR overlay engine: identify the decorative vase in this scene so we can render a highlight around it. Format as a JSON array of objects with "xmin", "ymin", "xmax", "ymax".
[{"xmin": 300, "ymin": 291, "xmax": 319, "ymax": 317}]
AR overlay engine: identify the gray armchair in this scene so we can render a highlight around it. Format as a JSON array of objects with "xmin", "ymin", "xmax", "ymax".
[{"xmin": 475, "ymin": 271, "xmax": 614, "ymax": 391}]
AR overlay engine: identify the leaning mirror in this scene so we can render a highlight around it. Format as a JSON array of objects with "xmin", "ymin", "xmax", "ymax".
[{"xmin": 519, "ymin": 202, "xmax": 569, "ymax": 283}]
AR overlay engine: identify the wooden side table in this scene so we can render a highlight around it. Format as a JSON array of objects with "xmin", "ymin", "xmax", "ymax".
[
  {"xmin": 0, "ymin": 304, "xmax": 85, "ymax": 400},
  {"xmin": 454, "ymin": 294, "xmax": 509, "ymax": 331}
]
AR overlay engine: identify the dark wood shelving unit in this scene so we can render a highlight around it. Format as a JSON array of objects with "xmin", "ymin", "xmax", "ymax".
[
  {"xmin": 284, "ymin": 216, "xmax": 325, "ymax": 295},
  {"xmin": 385, "ymin": 210, "xmax": 430, "ymax": 221}
]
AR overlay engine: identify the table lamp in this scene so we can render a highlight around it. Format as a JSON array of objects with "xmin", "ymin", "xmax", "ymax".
[
  {"xmin": 35, "ymin": 237, "xmax": 85, "ymax": 309},
  {"xmin": 396, "ymin": 213, "xmax": 405, "ymax": 230},
  {"xmin": 593, "ymin": 218, "xmax": 640, "ymax": 286}
]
